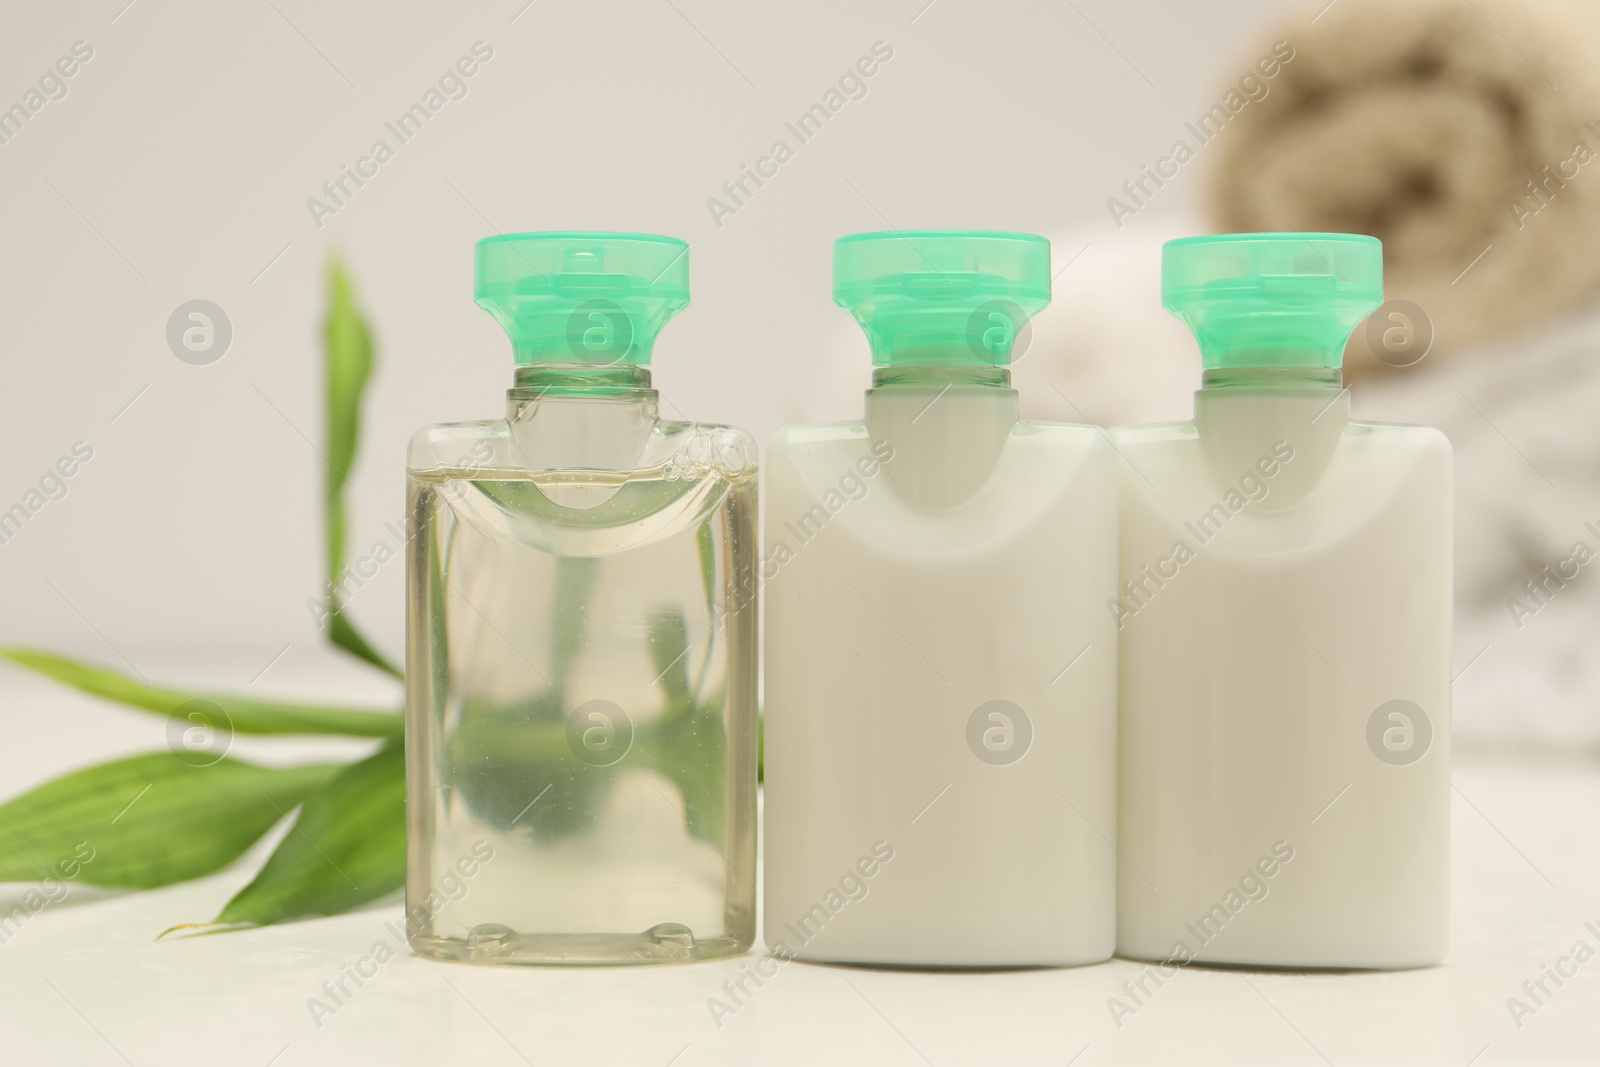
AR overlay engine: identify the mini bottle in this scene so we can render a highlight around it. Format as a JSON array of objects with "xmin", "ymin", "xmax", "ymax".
[
  {"xmin": 1114, "ymin": 233, "xmax": 1451, "ymax": 968},
  {"xmin": 405, "ymin": 232, "xmax": 758, "ymax": 964},
  {"xmin": 763, "ymin": 231, "xmax": 1118, "ymax": 967}
]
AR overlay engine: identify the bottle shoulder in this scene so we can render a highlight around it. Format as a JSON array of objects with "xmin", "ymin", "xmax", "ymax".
[
  {"xmin": 1112, "ymin": 417, "xmax": 1450, "ymax": 552},
  {"xmin": 771, "ymin": 419, "xmax": 1109, "ymax": 451},
  {"xmin": 1109, "ymin": 420, "xmax": 1196, "ymax": 446},
  {"xmin": 1347, "ymin": 419, "xmax": 1452, "ymax": 457},
  {"xmin": 658, "ymin": 419, "xmax": 757, "ymax": 450},
  {"xmin": 408, "ymin": 419, "xmax": 502, "ymax": 469},
  {"xmin": 409, "ymin": 415, "xmax": 758, "ymax": 478},
  {"xmin": 769, "ymin": 421, "xmax": 861, "ymax": 448},
  {"xmin": 1110, "ymin": 419, "xmax": 1450, "ymax": 453},
  {"xmin": 410, "ymin": 414, "xmax": 754, "ymax": 440}
]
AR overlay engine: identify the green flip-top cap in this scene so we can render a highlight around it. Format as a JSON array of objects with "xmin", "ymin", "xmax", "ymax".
[
  {"xmin": 1162, "ymin": 233, "xmax": 1384, "ymax": 370},
  {"xmin": 474, "ymin": 232, "xmax": 689, "ymax": 365},
  {"xmin": 833, "ymin": 230, "xmax": 1051, "ymax": 366}
]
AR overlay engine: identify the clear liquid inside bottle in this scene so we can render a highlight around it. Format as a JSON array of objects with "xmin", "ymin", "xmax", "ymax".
[{"xmin": 404, "ymin": 422, "xmax": 758, "ymax": 965}]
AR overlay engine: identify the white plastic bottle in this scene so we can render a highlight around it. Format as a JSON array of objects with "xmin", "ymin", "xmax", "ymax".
[
  {"xmin": 763, "ymin": 231, "xmax": 1118, "ymax": 967},
  {"xmin": 1114, "ymin": 234, "xmax": 1451, "ymax": 969}
]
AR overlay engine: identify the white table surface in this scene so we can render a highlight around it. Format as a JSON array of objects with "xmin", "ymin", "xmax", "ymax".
[{"xmin": 1, "ymin": 650, "xmax": 1597, "ymax": 1066}]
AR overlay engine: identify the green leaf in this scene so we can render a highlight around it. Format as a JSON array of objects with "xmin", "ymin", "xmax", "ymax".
[
  {"xmin": 328, "ymin": 613, "xmax": 400, "ymax": 680},
  {"xmin": 640, "ymin": 696, "xmax": 727, "ymax": 848},
  {"xmin": 447, "ymin": 698, "xmax": 606, "ymax": 838},
  {"xmin": 640, "ymin": 608, "xmax": 726, "ymax": 844},
  {"xmin": 322, "ymin": 263, "xmax": 401, "ymax": 679},
  {"xmin": 0, "ymin": 648, "xmax": 402, "ymax": 739},
  {"xmin": 216, "ymin": 741, "xmax": 405, "ymax": 926},
  {"xmin": 647, "ymin": 609, "xmax": 692, "ymax": 711},
  {"xmin": 0, "ymin": 752, "xmax": 340, "ymax": 888},
  {"xmin": 696, "ymin": 518, "xmax": 716, "ymax": 619},
  {"xmin": 694, "ymin": 518, "xmax": 718, "ymax": 696}
]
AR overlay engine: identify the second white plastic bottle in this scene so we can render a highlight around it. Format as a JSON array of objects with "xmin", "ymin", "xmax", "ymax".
[{"xmin": 763, "ymin": 231, "xmax": 1117, "ymax": 967}]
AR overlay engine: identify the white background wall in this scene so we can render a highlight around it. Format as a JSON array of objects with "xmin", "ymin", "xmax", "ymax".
[{"xmin": 0, "ymin": 0, "xmax": 1295, "ymax": 668}]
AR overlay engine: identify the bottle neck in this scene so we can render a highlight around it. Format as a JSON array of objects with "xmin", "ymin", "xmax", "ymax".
[
  {"xmin": 1194, "ymin": 364, "xmax": 1348, "ymax": 511},
  {"xmin": 1199, "ymin": 365, "xmax": 1343, "ymax": 392},
  {"xmin": 509, "ymin": 363, "xmax": 656, "ymax": 401},
  {"xmin": 504, "ymin": 364, "xmax": 658, "ymax": 478},
  {"xmin": 864, "ymin": 362, "xmax": 1016, "ymax": 512},
  {"xmin": 870, "ymin": 363, "xmax": 1011, "ymax": 390}
]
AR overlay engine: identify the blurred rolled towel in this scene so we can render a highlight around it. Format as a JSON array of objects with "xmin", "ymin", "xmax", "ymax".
[
  {"xmin": 1208, "ymin": 0, "xmax": 1600, "ymax": 370},
  {"xmin": 1361, "ymin": 307, "xmax": 1600, "ymax": 748}
]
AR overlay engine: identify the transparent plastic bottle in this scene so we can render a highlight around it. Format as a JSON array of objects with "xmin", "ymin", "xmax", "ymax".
[
  {"xmin": 405, "ymin": 233, "xmax": 758, "ymax": 965},
  {"xmin": 1114, "ymin": 234, "xmax": 1451, "ymax": 969},
  {"xmin": 763, "ymin": 231, "xmax": 1118, "ymax": 967}
]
